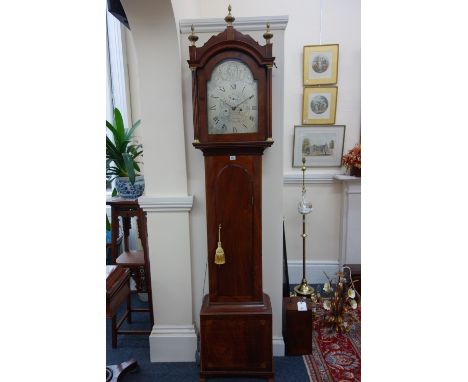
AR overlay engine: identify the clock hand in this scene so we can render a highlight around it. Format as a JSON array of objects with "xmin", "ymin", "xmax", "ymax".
[
  {"xmin": 220, "ymin": 98, "xmax": 234, "ymax": 108},
  {"xmin": 232, "ymin": 94, "xmax": 254, "ymax": 110}
]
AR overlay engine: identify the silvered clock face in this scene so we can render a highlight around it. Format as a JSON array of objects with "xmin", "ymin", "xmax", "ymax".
[{"xmin": 207, "ymin": 60, "xmax": 258, "ymax": 134}]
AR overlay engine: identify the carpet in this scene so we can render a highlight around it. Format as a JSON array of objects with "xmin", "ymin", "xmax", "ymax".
[
  {"xmin": 303, "ymin": 307, "xmax": 361, "ymax": 382},
  {"xmin": 107, "ymin": 294, "xmax": 310, "ymax": 381}
]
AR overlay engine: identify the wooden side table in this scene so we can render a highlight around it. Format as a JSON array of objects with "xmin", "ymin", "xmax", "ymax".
[
  {"xmin": 282, "ymin": 297, "xmax": 313, "ymax": 356},
  {"xmin": 107, "ymin": 197, "xmax": 154, "ymax": 330}
]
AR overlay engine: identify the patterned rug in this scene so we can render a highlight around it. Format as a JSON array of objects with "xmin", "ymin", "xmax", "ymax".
[{"xmin": 304, "ymin": 307, "xmax": 361, "ymax": 382}]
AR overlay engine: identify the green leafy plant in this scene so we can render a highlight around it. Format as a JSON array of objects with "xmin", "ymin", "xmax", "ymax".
[
  {"xmin": 106, "ymin": 215, "xmax": 111, "ymax": 231},
  {"xmin": 106, "ymin": 107, "xmax": 142, "ymax": 185}
]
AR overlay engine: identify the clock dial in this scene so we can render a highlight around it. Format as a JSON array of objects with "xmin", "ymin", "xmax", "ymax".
[{"xmin": 207, "ymin": 60, "xmax": 258, "ymax": 134}]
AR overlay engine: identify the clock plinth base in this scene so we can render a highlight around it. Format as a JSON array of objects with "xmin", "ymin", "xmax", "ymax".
[{"xmin": 199, "ymin": 293, "xmax": 274, "ymax": 381}]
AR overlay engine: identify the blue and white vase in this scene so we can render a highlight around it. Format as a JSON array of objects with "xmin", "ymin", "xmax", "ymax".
[{"xmin": 115, "ymin": 175, "xmax": 145, "ymax": 199}]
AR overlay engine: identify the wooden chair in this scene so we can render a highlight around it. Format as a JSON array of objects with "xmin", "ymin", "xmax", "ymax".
[
  {"xmin": 106, "ymin": 265, "xmax": 132, "ymax": 348},
  {"xmin": 106, "ymin": 266, "xmax": 139, "ymax": 372},
  {"xmin": 107, "ymin": 198, "xmax": 154, "ymax": 332}
]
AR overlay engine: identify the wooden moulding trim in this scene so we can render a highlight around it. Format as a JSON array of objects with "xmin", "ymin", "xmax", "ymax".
[
  {"xmin": 194, "ymin": 141, "xmax": 273, "ymax": 155},
  {"xmin": 188, "ymin": 30, "xmax": 274, "ymax": 68},
  {"xmin": 201, "ymin": 293, "xmax": 272, "ymax": 314}
]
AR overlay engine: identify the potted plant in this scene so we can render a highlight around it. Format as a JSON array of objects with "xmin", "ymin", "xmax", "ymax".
[
  {"xmin": 342, "ymin": 144, "xmax": 361, "ymax": 177},
  {"xmin": 106, "ymin": 107, "xmax": 144, "ymax": 198}
]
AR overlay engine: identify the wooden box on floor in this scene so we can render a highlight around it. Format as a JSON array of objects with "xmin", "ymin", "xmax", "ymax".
[
  {"xmin": 282, "ymin": 297, "xmax": 313, "ymax": 356},
  {"xmin": 199, "ymin": 294, "xmax": 273, "ymax": 381}
]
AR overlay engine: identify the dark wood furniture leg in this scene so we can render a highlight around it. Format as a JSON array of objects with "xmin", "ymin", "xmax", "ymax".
[
  {"xmin": 107, "ymin": 266, "xmax": 131, "ymax": 348},
  {"xmin": 136, "ymin": 209, "xmax": 154, "ymax": 327},
  {"xmin": 111, "ymin": 316, "xmax": 117, "ymax": 349},
  {"xmin": 110, "ymin": 206, "xmax": 120, "ymax": 264},
  {"xmin": 126, "ymin": 290, "xmax": 132, "ymax": 324},
  {"xmin": 122, "ymin": 216, "xmax": 131, "ymax": 252}
]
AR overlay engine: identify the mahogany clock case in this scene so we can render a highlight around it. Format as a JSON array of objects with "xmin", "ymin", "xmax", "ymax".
[
  {"xmin": 197, "ymin": 51, "xmax": 267, "ymax": 144},
  {"xmin": 200, "ymin": 294, "xmax": 273, "ymax": 380},
  {"xmin": 204, "ymin": 154, "xmax": 263, "ymax": 304},
  {"xmin": 188, "ymin": 26, "xmax": 275, "ymax": 153},
  {"xmin": 188, "ymin": 20, "xmax": 275, "ymax": 381}
]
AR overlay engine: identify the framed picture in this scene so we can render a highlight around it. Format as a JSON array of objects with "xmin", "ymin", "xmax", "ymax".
[
  {"xmin": 302, "ymin": 86, "xmax": 337, "ymax": 125},
  {"xmin": 303, "ymin": 44, "xmax": 339, "ymax": 85},
  {"xmin": 293, "ymin": 125, "xmax": 345, "ymax": 167}
]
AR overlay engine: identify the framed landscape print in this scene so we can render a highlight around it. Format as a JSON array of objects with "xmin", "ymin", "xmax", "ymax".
[
  {"xmin": 302, "ymin": 86, "xmax": 337, "ymax": 125},
  {"xmin": 303, "ymin": 44, "xmax": 339, "ymax": 85},
  {"xmin": 293, "ymin": 125, "xmax": 345, "ymax": 167}
]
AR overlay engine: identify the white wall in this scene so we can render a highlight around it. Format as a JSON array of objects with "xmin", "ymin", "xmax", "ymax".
[
  {"xmin": 121, "ymin": 0, "xmax": 360, "ymax": 359},
  {"xmin": 126, "ymin": 0, "xmax": 361, "ymax": 261},
  {"xmin": 181, "ymin": 0, "xmax": 361, "ymax": 264},
  {"xmin": 284, "ymin": 182, "xmax": 342, "ymax": 262},
  {"xmin": 192, "ymin": 0, "xmax": 361, "ymax": 165}
]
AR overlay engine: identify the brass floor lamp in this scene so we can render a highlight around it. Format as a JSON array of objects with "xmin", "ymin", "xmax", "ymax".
[{"xmin": 294, "ymin": 157, "xmax": 318, "ymax": 301}]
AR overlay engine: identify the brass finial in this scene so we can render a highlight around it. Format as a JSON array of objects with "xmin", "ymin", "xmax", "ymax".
[
  {"xmin": 224, "ymin": 5, "xmax": 235, "ymax": 26},
  {"xmin": 263, "ymin": 22, "xmax": 273, "ymax": 43},
  {"xmin": 188, "ymin": 24, "xmax": 199, "ymax": 46}
]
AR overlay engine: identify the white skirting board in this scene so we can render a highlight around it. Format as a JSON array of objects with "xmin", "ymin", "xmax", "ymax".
[
  {"xmin": 273, "ymin": 336, "xmax": 285, "ymax": 356},
  {"xmin": 150, "ymin": 326, "xmax": 285, "ymax": 361},
  {"xmin": 149, "ymin": 324, "xmax": 198, "ymax": 362},
  {"xmin": 287, "ymin": 260, "xmax": 340, "ymax": 285}
]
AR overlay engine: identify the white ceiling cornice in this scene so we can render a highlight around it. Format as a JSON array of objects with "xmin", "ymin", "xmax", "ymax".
[{"xmin": 180, "ymin": 15, "xmax": 289, "ymax": 34}]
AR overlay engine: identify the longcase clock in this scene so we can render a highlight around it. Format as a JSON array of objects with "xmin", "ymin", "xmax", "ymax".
[{"xmin": 188, "ymin": 7, "xmax": 275, "ymax": 381}]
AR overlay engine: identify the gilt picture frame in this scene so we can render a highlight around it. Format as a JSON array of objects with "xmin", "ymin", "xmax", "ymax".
[
  {"xmin": 302, "ymin": 86, "xmax": 337, "ymax": 125},
  {"xmin": 303, "ymin": 44, "xmax": 339, "ymax": 85},
  {"xmin": 293, "ymin": 125, "xmax": 345, "ymax": 167}
]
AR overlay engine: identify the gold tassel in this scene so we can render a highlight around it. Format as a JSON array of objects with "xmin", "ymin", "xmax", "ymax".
[{"xmin": 214, "ymin": 224, "xmax": 225, "ymax": 265}]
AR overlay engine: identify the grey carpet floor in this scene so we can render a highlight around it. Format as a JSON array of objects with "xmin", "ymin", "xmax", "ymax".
[{"xmin": 107, "ymin": 289, "xmax": 319, "ymax": 381}]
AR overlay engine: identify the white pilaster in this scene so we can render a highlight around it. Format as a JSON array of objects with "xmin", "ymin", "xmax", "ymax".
[
  {"xmin": 122, "ymin": 0, "xmax": 196, "ymax": 362},
  {"xmin": 334, "ymin": 175, "xmax": 361, "ymax": 266},
  {"xmin": 140, "ymin": 200, "xmax": 196, "ymax": 362}
]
